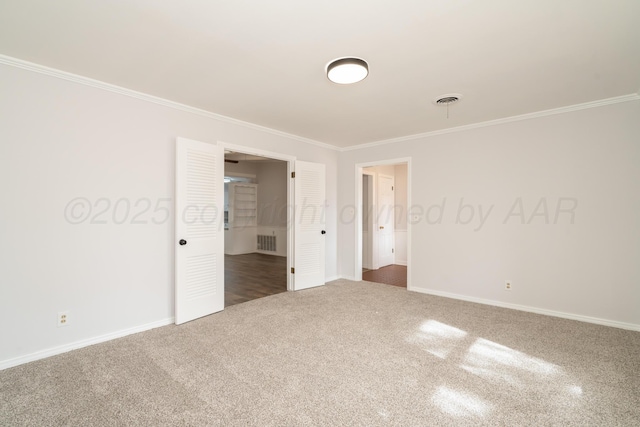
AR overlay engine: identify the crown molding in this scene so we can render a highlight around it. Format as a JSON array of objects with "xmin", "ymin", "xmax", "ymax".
[
  {"xmin": 2, "ymin": 54, "xmax": 637, "ymax": 153},
  {"xmin": 341, "ymin": 93, "xmax": 640, "ymax": 152},
  {"xmin": 0, "ymin": 54, "xmax": 339, "ymax": 152}
]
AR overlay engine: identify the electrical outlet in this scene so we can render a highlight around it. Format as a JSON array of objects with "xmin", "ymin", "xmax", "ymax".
[
  {"xmin": 57, "ymin": 311, "xmax": 69, "ymax": 327},
  {"xmin": 505, "ymin": 281, "xmax": 512, "ymax": 291}
]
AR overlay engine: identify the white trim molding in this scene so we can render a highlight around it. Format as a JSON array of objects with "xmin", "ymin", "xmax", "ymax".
[
  {"xmin": 0, "ymin": 317, "xmax": 174, "ymax": 371},
  {"xmin": 341, "ymin": 93, "xmax": 640, "ymax": 152},
  {"xmin": 2, "ymin": 54, "xmax": 637, "ymax": 154},
  {"xmin": 409, "ymin": 286, "xmax": 640, "ymax": 332},
  {"xmin": 0, "ymin": 54, "xmax": 337, "ymax": 152}
]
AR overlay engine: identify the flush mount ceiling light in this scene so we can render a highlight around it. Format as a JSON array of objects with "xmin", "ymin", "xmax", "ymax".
[{"xmin": 326, "ymin": 57, "xmax": 369, "ymax": 84}]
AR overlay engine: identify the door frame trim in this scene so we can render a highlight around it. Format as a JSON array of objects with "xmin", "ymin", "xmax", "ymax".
[
  {"xmin": 354, "ymin": 158, "xmax": 412, "ymax": 289},
  {"xmin": 361, "ymin": 171, "xmax": 375, "ymax": 270}
]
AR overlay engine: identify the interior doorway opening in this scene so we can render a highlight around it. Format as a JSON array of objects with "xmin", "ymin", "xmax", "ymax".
[
  {"xmin": 356, "ymin": 159, "xmax": 411, "ymax": 289},
  {"xmin": 224, "ymin": 150, "xmax": 289, "ymax": 306},
  {"xmin": 175, "ymin": 137, "xmax": 326, "ymax": 325}
]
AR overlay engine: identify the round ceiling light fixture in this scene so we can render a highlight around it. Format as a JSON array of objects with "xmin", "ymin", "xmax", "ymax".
[{"xmin": 326, "ymin": 57, "xmax": 369, "ymax": 84}]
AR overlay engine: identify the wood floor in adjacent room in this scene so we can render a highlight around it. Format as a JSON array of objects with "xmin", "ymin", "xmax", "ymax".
[
  {"xmin": 224, "ymin": 253, "xmax": 287, "ymax": 307},
  {"xmin": 362, "ymin": 264, "xmax": 407, "ymax": 288}
]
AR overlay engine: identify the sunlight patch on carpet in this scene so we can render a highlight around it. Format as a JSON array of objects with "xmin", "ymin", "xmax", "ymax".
[
  {"xmin": 408, "ymin": 320, "xmax": 468, "ymax": 359},
  {"xmin": 567, "ymin": 385, "xmax": 583, "ymax": 396},
  {"xmin": 431, "ymin": 386, "xmax": 492, "ymax": 418},
  {"xmin": 460, "ymin": 337, "xmax": 559, "ymax": 388}
]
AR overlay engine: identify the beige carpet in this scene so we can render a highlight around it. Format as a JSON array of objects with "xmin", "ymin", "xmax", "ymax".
[{"xmin": 1, "ymin": 280, "xmax": 639, "ymax": 426}]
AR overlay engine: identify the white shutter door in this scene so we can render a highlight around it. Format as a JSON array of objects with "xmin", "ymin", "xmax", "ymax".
[
  {"xmin": 175, "ymin": 137, "xmax": 224, "ymax": 324},
  {"xmin": 293, "ymin": 161, "xmax": 326, "ymax": 290}
]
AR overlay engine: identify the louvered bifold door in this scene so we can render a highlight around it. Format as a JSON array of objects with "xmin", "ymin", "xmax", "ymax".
[
  {"xmin": 175, "ymin": 138, "xmax": 224, "ymax": 324},
  {"xmin": 293, "ymin": 161, "xmax": 326, "ymax": 291}
]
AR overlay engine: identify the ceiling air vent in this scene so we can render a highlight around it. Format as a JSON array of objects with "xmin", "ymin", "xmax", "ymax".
[
  {"xmin": 433, "ymin": 93, "xmax": 463, "ymax": 118},
  {"xmin": 436, "ymin": 96, "xmax": 459, "ymax": 105}
]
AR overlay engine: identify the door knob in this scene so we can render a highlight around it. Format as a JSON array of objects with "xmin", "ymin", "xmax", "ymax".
[
  {"xmin": 321, "ymin": 230, "xmax": 326, "ymax": 234},
  {"xmin": 379, "ymin": 226, "xmax": 384, "ymax": 230},
  {"xmin": 179, "ymin": 239, "xmax": 187, "ymax": 246}
]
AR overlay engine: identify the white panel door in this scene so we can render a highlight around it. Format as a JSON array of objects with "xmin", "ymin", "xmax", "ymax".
[
  {"xmin": 377, "ymin": 174, "xmax": 395, "ymax": 268},
  {"xmin": 293, "ymin": 161, "xmax": 326, "ymax": 291},
  {"xmin": 175, "ymin": 137, "xmax": 224, "ymax": 325}
]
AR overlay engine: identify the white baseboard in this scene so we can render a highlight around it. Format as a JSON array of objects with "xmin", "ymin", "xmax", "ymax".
[
  {"xmin": 8, "ymin": 283, "xmax": 634, "ymax": 371},
  {"xmin": 0, "ymin": 317, "xmax": 174, "ymax": 371},
  {"xmin": 394, "ymin": 261, "xmax": 407, "ymax": 266},
  {"xmin": 409, "ymin": 286, "xmax": 640, "ymax": 332}
]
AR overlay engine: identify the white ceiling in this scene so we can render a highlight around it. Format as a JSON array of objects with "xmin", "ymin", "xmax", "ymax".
[{"xmin": 1, "ymin": 0, "xmax": 638, "ymax": 148}]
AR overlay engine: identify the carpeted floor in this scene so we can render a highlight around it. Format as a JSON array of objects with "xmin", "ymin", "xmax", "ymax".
[{"xmin": 1, "ymin": 280, "xmax": 639, "ymax": 426}]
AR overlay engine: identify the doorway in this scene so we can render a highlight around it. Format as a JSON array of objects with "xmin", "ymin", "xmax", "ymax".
[
  {"xmin": 224, "ymin": 150, "xmax": 289, "ymax": 306},
  {"xmin": 356, "ymin": 159, "xmax": 411, "ymax": 289},
  {"xmin": 175, "ymin": 137, "xmax": 327, "ymax": 325}
]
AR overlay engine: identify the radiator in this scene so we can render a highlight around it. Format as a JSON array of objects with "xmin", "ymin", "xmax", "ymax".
[{"xmin": 257, "ymin": 235, "xmax": 277, "ymax": 252}]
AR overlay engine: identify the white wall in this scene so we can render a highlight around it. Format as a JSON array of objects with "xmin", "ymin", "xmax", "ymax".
[
  {"xmin": 257, "ymin": 161, "xmax": 288, "ymax": 228},
  {"xmin": 339, "ymin": 100, "xmax": 640, "ymax": 329},
  {"xmin": 0, "ymin": 63, "xmax": 338, "ymax": 367}
]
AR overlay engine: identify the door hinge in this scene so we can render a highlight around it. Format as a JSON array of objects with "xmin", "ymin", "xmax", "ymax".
[
  {"xmin": 291, "ymin": 267, "xmax": 295, "ymax": 274},
  {"xmin": 392, "ymin": 248, "xmax": 395, "ymax": 253},
  {"xmin": 291, "ymin": 172, "xmax": 295, "ymax": 178},
  {"xmin": 392, "ymin": 186, "xmax": 394, "ymax": 191}
]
